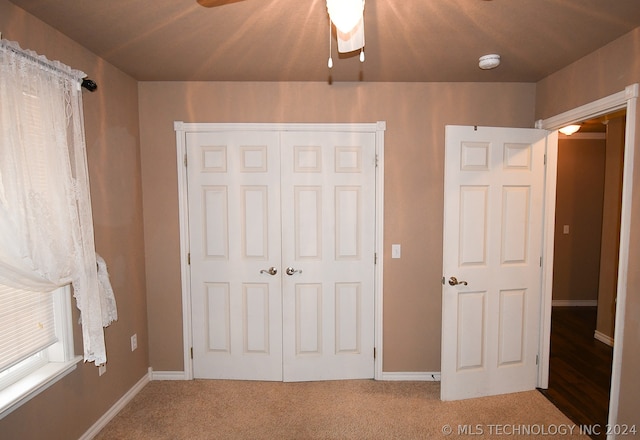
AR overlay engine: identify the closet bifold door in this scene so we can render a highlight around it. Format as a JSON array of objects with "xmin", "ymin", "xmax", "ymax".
[
  {"xmin": 185, "ymin": 127, "xmax": 376, "ymax": 382},
  {"xmin": 187, "ymin": 130, "xmax": 283, "ymax": 381},
  {"xmin": 280, "ymin": 131, "xmax": 376, "ymax": 382}
]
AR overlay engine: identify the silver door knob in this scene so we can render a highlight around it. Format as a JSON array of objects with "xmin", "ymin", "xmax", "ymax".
[
  {"xmin": 448, "ymin": 276, "xmax": 468, "ymax": 286},
  {"xmin": 260, "ymin": 267, "xmax": 278, "ymax": 276},
  {"xmin": 285, "ymin": 267, "xmax": 302, "ymax": 276}
]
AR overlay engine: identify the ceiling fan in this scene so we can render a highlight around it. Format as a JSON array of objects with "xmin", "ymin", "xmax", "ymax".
[
  {"xmin": 197, "ymin": 0, "xmax": 246, "ymax": 7},
  {"xmin": 196, "ymin": 0, "xmax": 366, "ymax": 61}
]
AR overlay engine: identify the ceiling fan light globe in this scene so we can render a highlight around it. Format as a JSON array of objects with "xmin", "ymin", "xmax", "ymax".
[{"xmin": 327, "ymin": 0, "xmax": 364, "ymax": 34}]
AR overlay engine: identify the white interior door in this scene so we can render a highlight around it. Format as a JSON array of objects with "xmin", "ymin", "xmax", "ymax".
[
  {"xmin": 187, "ymin": 131, "xmax": 283, "ymax": 380},
  {"xmin": 280, "ymin": 131, "xmax": 376, "ymax": 382},
  {"xmin": 186, "ymin": 127, "xmax": 377, "ymax": 382},
  {"xmin": 441, "ymin": 125, "xmax": 552, "ymax": 400}
]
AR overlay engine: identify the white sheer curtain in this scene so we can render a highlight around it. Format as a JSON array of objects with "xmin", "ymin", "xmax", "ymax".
[{"xmin": 0, "ymin": 39, "xmax": 116, "ymax": 365}]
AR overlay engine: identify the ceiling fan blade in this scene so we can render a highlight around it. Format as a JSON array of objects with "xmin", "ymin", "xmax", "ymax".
[{"xmin": 197, "ymin": 0, "xmax": 247, "ymax": 7}]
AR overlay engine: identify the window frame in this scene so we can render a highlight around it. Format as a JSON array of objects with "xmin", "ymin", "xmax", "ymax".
[{"xmin": 0, "ymin": 285, "xmax": 82, "ymax": 419}]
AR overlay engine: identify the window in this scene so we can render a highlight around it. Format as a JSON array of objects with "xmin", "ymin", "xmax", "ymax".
[
  {"xmin": 0, "ymin": 38, "xmax": 117, "ymax": 419},
  {"xmin": 0, "ymin": 285, "xmax": 57, "ymax": 374},
  {"xmin": 0, "ymin": 285, "xmax": 81, "ymax": 419},
  {"xmin": 1, "ymin": 38, "xmax": 114, "ymax": 371}
]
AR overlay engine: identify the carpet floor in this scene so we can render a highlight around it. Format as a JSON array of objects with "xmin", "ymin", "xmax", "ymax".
[{"xmin": 94, "ymin": 380, "xmax": 589, "ymax": 439}]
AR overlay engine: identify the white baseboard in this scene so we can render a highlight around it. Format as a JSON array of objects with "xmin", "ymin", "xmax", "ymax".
[
  {"xmin": 594, "ymin": 330, "xmax": 614, "ymax": 347},
  {"xmin": 152, "ymin": 370, "xmax": 442, "ymax": 381},
  {"xmin": 380, "ymin": 372, "xmax": 441, "ymax": 381},
  {"xmin": 150, "ymin": 370, "xmax": 190, "ymax": 381},
  {"xmin": 79, "ymin": 368, "xmax": 151, "ymax": 440},
  {"xmin": 552, "ymin": 300, "xmax": 597, "ymax": 307}
]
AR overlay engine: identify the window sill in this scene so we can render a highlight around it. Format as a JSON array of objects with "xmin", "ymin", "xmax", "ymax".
[{"xmin": 0, "ymin": 355, "xmax": 83, "ymax": 420}]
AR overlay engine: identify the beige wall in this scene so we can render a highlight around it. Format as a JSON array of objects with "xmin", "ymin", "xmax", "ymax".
[
  {"xmin": 138, "ymin": 81, "xmax": 537, "ymax": 372},
  {"xmin": 536, "ymin": 27, "xmax": 640, "ymax": 429},
  {"xmin": 552, "ymin": 137, "xmax": 606, "ymax": 303},
  {"xmin": 0, "ymin": 2, "xmax": 149, "ymax": 439}
]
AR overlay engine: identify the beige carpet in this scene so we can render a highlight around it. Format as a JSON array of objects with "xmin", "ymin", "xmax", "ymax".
[{"xmin": 94, "ymin": 380, "xmax": 589, "ymax": 439}]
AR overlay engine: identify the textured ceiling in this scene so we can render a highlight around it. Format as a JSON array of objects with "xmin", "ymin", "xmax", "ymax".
[{"xmin": 8, "ymin": 0, "xmax": 640, "ymax": 82}]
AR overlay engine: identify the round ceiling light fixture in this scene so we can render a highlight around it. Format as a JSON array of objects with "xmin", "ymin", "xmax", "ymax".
[{"xmin": 479, "ymin": 54, "xmax": 501, "ymax": 70}]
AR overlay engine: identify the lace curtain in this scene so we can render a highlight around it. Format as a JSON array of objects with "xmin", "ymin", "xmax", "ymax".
[{"xmin": 0, "ymin": 39, "xmax": 116, "ymax": 365}]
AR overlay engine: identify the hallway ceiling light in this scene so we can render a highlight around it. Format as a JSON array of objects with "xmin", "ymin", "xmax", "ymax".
[{"xmin": 559, "ymin": 124, "xmax": 581, "ymax": 135}]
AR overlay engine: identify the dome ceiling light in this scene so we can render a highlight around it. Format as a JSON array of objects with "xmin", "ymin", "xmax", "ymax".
[{"xmin": 559, "ymin": 124, "xmax": 582, "ymax": 136}]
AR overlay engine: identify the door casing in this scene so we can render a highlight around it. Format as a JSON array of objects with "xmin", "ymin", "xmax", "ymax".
[{"xmin": 175, "ymin": 121, "xmax": 386, "ymax": 381}]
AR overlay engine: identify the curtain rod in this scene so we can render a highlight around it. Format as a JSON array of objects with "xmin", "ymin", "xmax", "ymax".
[{"xmin": 0, "ymin": 35, "xmax": 98, "ymax": 92}]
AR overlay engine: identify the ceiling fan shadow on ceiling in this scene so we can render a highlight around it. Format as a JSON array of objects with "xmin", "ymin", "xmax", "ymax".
[{"xmin": 197, "ymin": 0, "xmax": 247, "ymax": 7}]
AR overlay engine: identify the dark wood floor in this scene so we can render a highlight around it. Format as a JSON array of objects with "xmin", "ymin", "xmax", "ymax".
[{"xmin": 539, "ymin": 306, "xmax": 613, "ymax": 440}]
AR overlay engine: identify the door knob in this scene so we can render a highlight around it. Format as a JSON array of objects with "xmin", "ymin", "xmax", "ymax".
[
  {"xmin": 448, "ymin": 276, "xmax": 468, "ymax": 286},
  {"xmin": 285, "ymin": 267, "xmax": 302, "ymax": 276},
  {"xmin": 260, "ymin": 267, "xmax": 278, "ymax": 276}
]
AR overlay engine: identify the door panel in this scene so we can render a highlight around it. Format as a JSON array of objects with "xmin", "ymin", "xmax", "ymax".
[
  {"xmin": 456, "ymin": 291, "xmax": 486, "ymax": 371},
  {"xmin": 498, "ymin": 289, "xmax": 526, "ymax": 365},
  {"xmin": 281, "ymin": 131, "xmax": 376, "ymax": 382},
  {"xmin": 442, "ymin": 125, "xmax": 551, "ymax": 400},
  {"xmin": 188, "ymin": 131, "xmax": 283, "ymax": 381}
]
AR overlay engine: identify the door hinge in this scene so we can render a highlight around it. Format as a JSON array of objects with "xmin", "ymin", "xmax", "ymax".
[
  {"xmin": 540, "ymin": 256, "xmax": 542, "ymax": 267},
  {"xmin": 190, "ymin": 347, "xmax": 194, "ymax": 359},
  {"xmin": 374, "ymin": 253, "xmax": 377, "ymax": 264},
  {"xmin": 188, "ymin": 253, "xmax": 191, "ymax": 265},
  {"xmin": 543, "ymin": 154, "xmax": 547, "ymax": 165},
  {"xmin": 184, "ymin": 154, "xmax": 188, "ymax": 167},
  {"xmin": 373, "ymin": 347, "xmax": 376, "ymax": 359},
  {"xmin": 536, "ymin": 354, "xmax": 539, "ymax": 365},
  {"xmin": 375, "ymin": 154, "xmax": 379, "ymax": 168}
]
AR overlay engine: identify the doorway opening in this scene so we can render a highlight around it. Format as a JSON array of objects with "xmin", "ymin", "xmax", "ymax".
[
  {"xmin": 539, "ymin": 109, "xmax": 625, "ymax": 438},
  {"xmin": 536, "ymin": 83, "xmax": 638, "ymax": 435}
]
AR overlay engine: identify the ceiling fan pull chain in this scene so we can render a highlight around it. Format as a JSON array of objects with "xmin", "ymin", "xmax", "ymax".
[{"xmin": 328, "ymin": 18, "xmax": 333, "ymax": 69}]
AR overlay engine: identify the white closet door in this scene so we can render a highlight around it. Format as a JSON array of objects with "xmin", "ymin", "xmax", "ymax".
[
  {"xmin": 280, "ymin": 131, "xmax": 376, "ymax": 381},
  {"xmin": 187, "ymin": 131, "xmax": 283, "ymax": 380},
  {"xmin": 187, "ymin": 128, "xmax": 377, "ymax": 382}
]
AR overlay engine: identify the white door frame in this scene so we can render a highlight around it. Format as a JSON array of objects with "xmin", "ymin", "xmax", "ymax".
[
  {"xmin": 174, "ymin": 121, "xmax": 386, "ymax": 381},
  {"xmin": 535, "ymin": 83, "xmax": 638, "ymax": 432}
]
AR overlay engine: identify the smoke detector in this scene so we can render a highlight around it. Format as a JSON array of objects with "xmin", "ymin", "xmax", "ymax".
[{"xmin": 479, "ymin": 54, "xmax": 501, "ymax": 70}]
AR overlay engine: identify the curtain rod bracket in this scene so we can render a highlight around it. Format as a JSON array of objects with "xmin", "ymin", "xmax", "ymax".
[{"xmin": 81, "ymin": 78, "xmax": 97, "ymax": 92}]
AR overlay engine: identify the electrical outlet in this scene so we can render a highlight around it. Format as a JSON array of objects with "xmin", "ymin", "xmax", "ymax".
[
  {"xmin": 98, "ymin": 364, "xmax": 107, "ymax": 376},
  {"xmin": 131, "ymin": 333, "xmax": 138, "ymax": 351}
]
